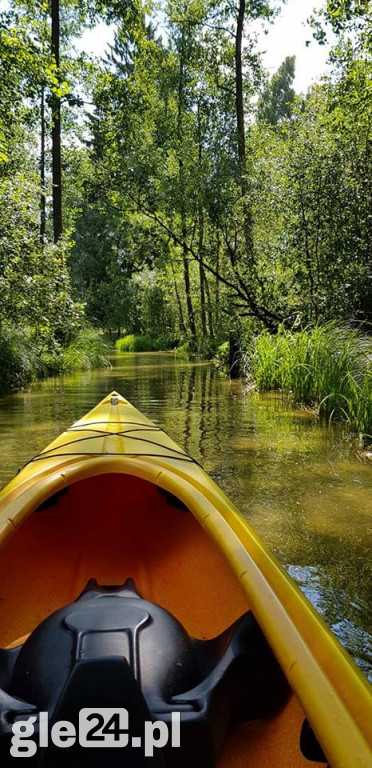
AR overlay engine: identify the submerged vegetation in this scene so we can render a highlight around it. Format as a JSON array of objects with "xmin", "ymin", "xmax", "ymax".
[{"xmin": 248, "ymin": 325, "xmax": 372, "ymax": 436}]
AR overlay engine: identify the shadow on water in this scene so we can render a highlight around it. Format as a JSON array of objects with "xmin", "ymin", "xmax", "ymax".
[{"xmin": 0, "ymin": 352, "xmax": 371, "ymax": 682}]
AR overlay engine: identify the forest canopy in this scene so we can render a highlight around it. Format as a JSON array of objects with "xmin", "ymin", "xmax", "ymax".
[{"xmin": 0, "ymin": 0, "xmax": 371, "ymax": 368}]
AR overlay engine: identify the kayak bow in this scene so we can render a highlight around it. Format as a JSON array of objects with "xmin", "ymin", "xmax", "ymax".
[{"xmin": 0, "ymin": 392, "xmax": 371, "ymax": 767}]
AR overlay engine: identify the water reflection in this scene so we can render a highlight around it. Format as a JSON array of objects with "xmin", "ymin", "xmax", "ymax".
[{"xmin": 0, "ymin": 353, "xmax": 371, "ymax": 681}]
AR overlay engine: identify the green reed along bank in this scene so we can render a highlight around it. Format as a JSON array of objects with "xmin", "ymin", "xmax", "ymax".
[
  {"xmin": 115, "ymin": 335, "xmax": 163, "ymax": 353},
  {"xmin": 247, "ymin": 324, "xmax": 372, "ymax": 437},
  {"xmin": 0, "ymin": 325, "xmax": 109, "ymax": 394}
]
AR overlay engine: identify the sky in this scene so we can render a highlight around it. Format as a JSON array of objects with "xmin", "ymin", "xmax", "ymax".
[
  {"xmin": 76, "ymin": 0, "xmax": 332, "ymax": 94},
  {"xmin": 256, "ymin": 0, "xmax": 332, "ymax": 92}
]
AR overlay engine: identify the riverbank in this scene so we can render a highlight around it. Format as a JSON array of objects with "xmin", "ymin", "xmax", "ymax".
[
  {"xmin": 4, "ymin": 323, "xmax": 372, "ymax": 441},
  {"xmin": 245, "ymin": 324, "xmax": 372, "ymax": 438},
  {"xmin": 0, "ymin": 324, "xmax": 109, "ymax": 394}
]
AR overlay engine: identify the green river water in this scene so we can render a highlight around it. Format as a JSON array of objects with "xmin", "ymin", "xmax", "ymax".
[{"xmin": 0, "ymin": 352, "xmax": 371, "ymax": 682}]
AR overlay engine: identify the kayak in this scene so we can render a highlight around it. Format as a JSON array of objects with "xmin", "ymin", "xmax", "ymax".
[{"xmin": 0, "ymin": 391, "xmax": 371, "ymax": 767}]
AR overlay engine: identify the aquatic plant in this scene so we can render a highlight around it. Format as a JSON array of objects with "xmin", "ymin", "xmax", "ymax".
[{"xmin": 248, "ymin": 323, "xmax": 372, "ymax": 436}]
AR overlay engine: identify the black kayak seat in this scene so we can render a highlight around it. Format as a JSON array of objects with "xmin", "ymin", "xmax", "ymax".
[{"xmin": 0, "ymin": 579, "xmax": 325, "ymax": 766}]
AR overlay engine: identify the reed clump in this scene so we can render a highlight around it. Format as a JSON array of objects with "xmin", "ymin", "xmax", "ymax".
[
  {"xmin": 115, "ymin": 334, "xmax": 163, "ymax": 352},
  {"xmin": 248, "ymin": 323, "xmax": 372, "ymax": 436},
  {"xmin": 0, "ymin": 324, "xmax": 109, "ymax": 393},
  {"xmin": 56, "ymin": 327, "xmax": 110, "ymax": 373}
]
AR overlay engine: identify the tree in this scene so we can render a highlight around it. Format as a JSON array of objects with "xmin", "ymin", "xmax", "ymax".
[
  {"xmin": 51, "ymin": 0, "xmax": 63, "ymax": 243},
  {"xmin": 312, "ymin": 0, "xmax": 371, "ymax": 52},
  {"xmin": 3, "ymin": 0, "xmax": 369, "ymax": 363},
  {"xmin": 258, "ymin": 55, "xmax": 296, "ymax": 124}
]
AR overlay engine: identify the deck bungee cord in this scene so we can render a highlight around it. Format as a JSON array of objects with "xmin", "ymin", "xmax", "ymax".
[
  {"xmin": 26, "ymin": 452, "xmax": 198, "ymax": 465},
  {"xmin": 33, "ymin": 432, "xmax": 188, "ymax": 457},
  {"xmin": 20, "ymin": 428, "xmax": 202, "ymax": 469},
  {"xmin": 68, "ymin": 422, "xmax": 163, "ymax": 429}
]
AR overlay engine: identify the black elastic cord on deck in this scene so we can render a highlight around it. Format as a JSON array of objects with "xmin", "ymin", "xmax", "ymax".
[
  {"xmin": 20, "ymin": 420, "xmax": 203, "ymax": 470},
  {"xmin": 26, "ymin": 451, "xmax": 198, "ymax": 466},
  {"xmin": 65, "ymin": 427, "xmax": 162, "ymax": 436},
  {"xmin": 34, "ymin": 432, "xmax": 190, "ymax": 461},
  {"xmin": 67, "ymin": 421, "xmax": 159, "ymax": 429}
]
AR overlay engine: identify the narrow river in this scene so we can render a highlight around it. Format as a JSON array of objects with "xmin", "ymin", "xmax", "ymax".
[{"xmin": 1, "ymin": 352, "xmax": 371, "ymax": 682}]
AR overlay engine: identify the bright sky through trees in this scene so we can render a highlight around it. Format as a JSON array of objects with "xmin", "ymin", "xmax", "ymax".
[
  {"xmin": 257, "ymin": 0, "xmax": 332, "ymax": 91},
  {"xmin": 76, "ymin": 0, "xmax": 331, "ymax": 93}
]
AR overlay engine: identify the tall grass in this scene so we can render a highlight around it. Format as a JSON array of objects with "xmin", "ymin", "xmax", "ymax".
[
  {"xmin": 116, "ymin": 334, "xmax": 216, "ymax": 357},
  {"xmin": 0, "ymin": 325, "xmax": 39, "ymax": 393},
  {"xmin": 248, "ymin": 323, "xmax": 372, "ymax": 436},
  {"xmin": 115, "ymin": 334, "xmax": 163, "ymax": 352},
  {"xmin": 0, "ymin": 324, "xmax": 109, "ymax": 393},
  {"xmin": 58, "ymin": 328, "xmax": 109, "ymax": 373}
]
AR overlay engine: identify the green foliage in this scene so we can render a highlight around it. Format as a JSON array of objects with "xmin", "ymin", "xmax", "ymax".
[
  {"xmin": 257, "ymin": 56, "xmax": 296, "ymax": 124},
  {"xmin": 311, "ymin": 1, "xmax": 371, "ymax": 53},
  {"xmin": 1, "ymin": 0, "xmax": 372, "ymax": 404},
  {"xmin": 0, "ymin": 1, "xmax": 94, "ymax": 392},
  {"xmin": 115, "ymin": 334, "xmax": 163, "ymax": 352},
  {"xmin": 214, "ymin": 341, "xmax": 230, "ymax": 369},
  {"xmin": 249, "ymin": 324, "xmax": 372, "ymax": 435},
  {"xmin": 43, "ymin": 327, "xmax": 110, "ymax": 374},
  {"xmin": 173, "ymin": 340, "xmax": 192, "ymax": 359},
  {"xmin": 249, "ymin": 55, "xmax": 372, "ymax": 325},
  {"xmin": 0, "ymin": 324, "xmax": 109, "ymax": 392},
  {"xmin": 0, "ymin": 168, "xmax": 85, "ymax": 335},
  {"xmin": 82, "ymin": 0, "xmax": 372, "ymax": 345},
  {"xmin": 0, "ymin": 325, "xmax": 39, "ymax": 393}
]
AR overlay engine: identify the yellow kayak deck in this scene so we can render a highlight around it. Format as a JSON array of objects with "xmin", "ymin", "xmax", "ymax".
[{"xmin": 0, "ymin": 391, "xmax": 371, "ymax": 767}]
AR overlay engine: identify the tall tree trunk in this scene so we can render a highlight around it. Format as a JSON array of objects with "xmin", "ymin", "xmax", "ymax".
[
  {"xmin": 40, "ymin": 86, "xmax": 46, "ymax": 244},
  {"xmin": 182, "ymin": 244, "xmax": 196, "ymax": 342},
  {"xmin": 197, "ymin": 104, "xmax": 207, "ymax": 338},
  {"xmin": 215, "ymin": 229, "xmax": 220, "ymax": 326},
  {"xmin": 204, "ymin": 271, "xmax": 214, "ymax": 339},
  {"xmin": 171, "ymin": 260, "xmax": 187, "ymax": 335},
  {"xmin": 298, "ymin": 181, "xmax": 315, "ymax": 320},
  {"xmin": 178, "ymin": 31, "xmax": 196, "ymax": 345},
  {"xmin": 229, "ymin": 332, "xmax": 241, "ymax": 378},
  {"xmin": 51, "ymin": 0, "xmax": 62, "ymax": 243},
  {"xmin": 198, "ymin": 218, "xmax": 207, "ymax": 338},
  {"xmin": 235, "ymin": 0, "xmax": 253, "ymax": 261}
]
